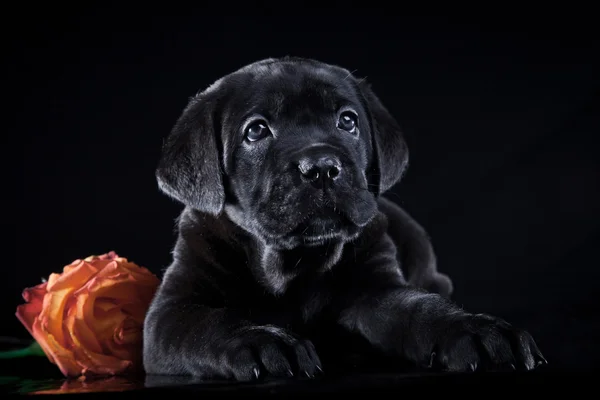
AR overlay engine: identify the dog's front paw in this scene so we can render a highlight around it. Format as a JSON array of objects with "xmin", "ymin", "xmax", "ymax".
[
  {"xmin": 428, "ymin": 313, "xmax": 547, "ymax": 372},
  {"xmin": 221, "ymin": 325, "xmax": 322, "ymax": 381}
]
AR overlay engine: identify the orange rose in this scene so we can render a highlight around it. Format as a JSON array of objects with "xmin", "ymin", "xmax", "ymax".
[{"xmin": 16, "ymin": 251, "xmax": 160, "ymax": 378}]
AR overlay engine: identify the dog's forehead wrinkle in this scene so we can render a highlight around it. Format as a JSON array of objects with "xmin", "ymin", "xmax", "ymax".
[
  {"xmin": 270, "ymin": 87, "xmax": 348, "ymax": 124},
  {"xmin": 214, "ymin": 68, "xmax": 360, "ymax": 129}
]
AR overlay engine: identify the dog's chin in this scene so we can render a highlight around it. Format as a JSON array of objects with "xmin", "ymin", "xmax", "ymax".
[{"xmin": 274, "ymin": 207, "xmax": 366, "ymax": 249}]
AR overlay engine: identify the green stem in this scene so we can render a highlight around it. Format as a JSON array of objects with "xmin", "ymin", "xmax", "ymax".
[
  {"xmin": 0, "ymin": 348, "xmax": 33, "ymax": 359},
  {"xmin": 0, "ymin": 341, "xmax": 46, "ymax": 359}
]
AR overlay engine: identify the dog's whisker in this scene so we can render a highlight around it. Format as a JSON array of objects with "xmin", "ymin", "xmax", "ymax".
[
  {"xmin": 293, "ymin": 257, "xmax": 303, "ymax": 269},
  {"xmin": 343, "ymin": 69, "xmax": 358, "ymax": 81},
  {"xmin": 301, "ymin": 224, "xmax": 311, "ymax": 235}
]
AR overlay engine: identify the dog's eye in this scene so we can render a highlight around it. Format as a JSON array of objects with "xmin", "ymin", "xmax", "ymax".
[
  {"xmin": 337, "ymin": 111, "xmax": 358, "ymax": 133},
  {"xmin": 245, "ymin": 121, "xmax": 271, "ymax": 142}
]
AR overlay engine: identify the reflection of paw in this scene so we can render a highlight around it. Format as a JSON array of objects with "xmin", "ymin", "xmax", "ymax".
[
  {"xmin": 221, "ymin": 325, "xmax": 322, "ymax": 381},
  {"xmin": 430, "ymin": 314, "xmax": 547, "ymax": 372}
]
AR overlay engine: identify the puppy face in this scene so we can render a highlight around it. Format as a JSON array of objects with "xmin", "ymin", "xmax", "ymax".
[
  {"xmin": 223, "ymin": 62, "xmax": 377, "ymax": 247},
  {"xmin": 156, "ymin": 58, "xmax": 409, "ymax": 249}
]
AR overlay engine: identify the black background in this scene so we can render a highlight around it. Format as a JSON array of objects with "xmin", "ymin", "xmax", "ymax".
[{"xmin": 6, "ymin": 12, "xmax": 599, "ymax": 373}]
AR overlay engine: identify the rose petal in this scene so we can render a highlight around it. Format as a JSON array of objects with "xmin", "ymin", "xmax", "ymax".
[
  {"xmin": 41, "ymin": 260, "xmax": 105, "ymax": 345},
  {"xmin": 47, "ymin": 260, "xmax": 98, "ymax": 292},
  {"xmin": 39, "ymin": 287, "xmax": 74, "ymax": 346},
  {"xmin": 95, "ymin": 299, "xmax": 120, "ymax": 313},
  {"xmin": 78, "ymin": 274, "xmax": 154, "ymax": 362},
  {"xmin": 65, "ymin": 301, "xmax": 102, "ymax": 354},
  {"xmin": 114, "ymin": 262, "xmax": 161, "ymax": 287},
  {"xmin": 114, "ymin": 318, "xmax": 139, "ymax": 346},
  {"xmin": 81, "ymin": 294, "xmax": 127, "ymax": 350},
  {"xmin": 15, "ymin": 283, "xmax": 47, "ymax": 339},
  {"xmin": 84, "ymin": 251, "xmax": 119, "ymax": 263},
  {"xmin": 82, "ymin": 282, "xmax": 131, "ymax": 343},
  {"xmin": 118, "ymin": 302, "xmax": 147, "ymax": 326},
  {"xmin": 73, "ymin": 346, "xmax": 133, "ymax": 376},
  {"xmin": 70, "ymin": 277, "xmax": 129, "ymax": 348},
  {"xmin": 104, "ymin": 317, "xmax": 142, "ymax": 360},
  {"xmin": 35, "ymin": 322, "xmax": 81, "ymax": 377}
]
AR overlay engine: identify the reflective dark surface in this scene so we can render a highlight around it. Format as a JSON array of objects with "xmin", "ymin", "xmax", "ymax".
[
  {"xmin": 0, "ymin": 344, "xmax": 594, "ymax": 397},
  {"xmin": 1, "ymin": 368, "xmax": 594, "ymax": 397},
  {"xmin": 4, "ymin": 296, "xmax": 597, "ymax": 396}
]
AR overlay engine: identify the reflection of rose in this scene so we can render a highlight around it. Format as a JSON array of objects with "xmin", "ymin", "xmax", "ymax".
[
  {"xmin": 16, "ymin": 251, "xmax": 160, "ymax": 377},
  {"xmin": 31, "ymin": 376, "xmax": 141, "ymax": 395}
]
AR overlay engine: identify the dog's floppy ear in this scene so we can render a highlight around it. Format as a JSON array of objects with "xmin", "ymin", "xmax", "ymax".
[
  {"xmin": 358, "ymin": 81, "xmax": 409, "ymax": 195},
  {"xmin": 155, "ymin": 93, "xmax": 225, "ymax": 215}
]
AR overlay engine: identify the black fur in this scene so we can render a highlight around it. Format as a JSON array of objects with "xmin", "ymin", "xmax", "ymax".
[{"xmin": 143, "ymin": 57, "xmax": 546, "ymax": 380}]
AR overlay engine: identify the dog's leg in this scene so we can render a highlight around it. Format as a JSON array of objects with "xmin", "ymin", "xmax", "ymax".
[
  {"xmin": 142, "ymin": 262, "xmax": 322, "ymax": 380},
  {"xmin": 378, "ymin": 196, "xmax": 453, "ymax": 298},
  {"xmin": 335, "ymin": 234, "xmax": 547, "ymax": 372}
]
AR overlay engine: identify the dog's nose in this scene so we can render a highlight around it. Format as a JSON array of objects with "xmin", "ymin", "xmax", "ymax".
[{"xmin": 298, "ymin": 156, "xmax": 342, "ymax": 182}]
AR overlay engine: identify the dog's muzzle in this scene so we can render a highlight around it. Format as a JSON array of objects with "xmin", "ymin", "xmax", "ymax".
[
  {"xmin": 297, "ymin": 155, "xmax": 342, "ymax": 185},
  {"xmin": 293, "ymin": 145, "xmax": 343, "ymax": 189}
]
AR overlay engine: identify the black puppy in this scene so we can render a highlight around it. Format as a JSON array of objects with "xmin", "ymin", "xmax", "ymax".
[{"xmin": 143, "ymin": 57, "xmax": 546, "ymax": 380}]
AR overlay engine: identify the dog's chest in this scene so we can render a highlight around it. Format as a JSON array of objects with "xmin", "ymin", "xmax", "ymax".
[{"xmin": 224, "ymin": 271, "xmax": 331, "ymax": 330}]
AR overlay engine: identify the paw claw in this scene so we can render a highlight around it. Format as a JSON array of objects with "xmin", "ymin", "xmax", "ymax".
[
  {"xmin": 287, "ymin": 369, "xmax": 294, "ymax": 377},
  {"xmin": 468, "ymin": 362, "xmax": 477, "ymax": 372},
  {"xmin": 252, "ymin": 367, "xmax": 261, "ymax": 380},
  {"xmin": 428, "ymin": 351, "xmax": 437, "ymax": 368},
  {"xmin": 315, "ymin": 365, "xmax": 323, "ymax": 374}
]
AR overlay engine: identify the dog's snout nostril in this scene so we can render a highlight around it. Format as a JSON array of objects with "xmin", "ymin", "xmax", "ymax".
[
  {"xmin": 298, "ymin": 156, "xmax": 342, "ymax": 182},
  {"xmin": 327, "ymin": 166, "xmax": 340, "ymax": 179},
  {"xmin": 303, "ymin": 168, "xmax": 320, "ymax": 181}
]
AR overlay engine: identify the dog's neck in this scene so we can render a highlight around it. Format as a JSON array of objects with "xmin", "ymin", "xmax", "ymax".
[
  {"xmin": 219, "ymin": 205, "xmax": 347, "ymax": 295},
  {"xmin": 255, "ymin": 239, "xmax": 345, "ymax": 295}
]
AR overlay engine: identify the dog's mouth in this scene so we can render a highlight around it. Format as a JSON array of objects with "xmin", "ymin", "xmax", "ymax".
[
  {"xmin": 253, "ymin": 181, "xmax": 379, "ymax": 248},
  {"xmin": 288, "ymin": 204, "xmax": 356, "ymax": 244}
]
